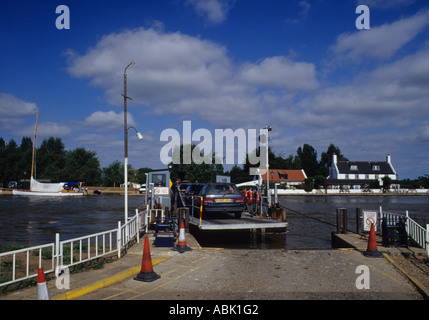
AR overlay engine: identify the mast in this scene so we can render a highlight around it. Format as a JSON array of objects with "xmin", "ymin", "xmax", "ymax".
[{"xmin": 30, "ymin": 110, "xmax": 39, "ymax": 179}]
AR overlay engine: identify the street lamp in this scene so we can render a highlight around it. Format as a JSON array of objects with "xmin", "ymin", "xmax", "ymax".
[
  {"xmin": 264, "ymin": 126, "xmax": 272, "ymax": 208},
  {"xmin": 122, "ymin": 61, "xmax": 141, "ymax": 225}
]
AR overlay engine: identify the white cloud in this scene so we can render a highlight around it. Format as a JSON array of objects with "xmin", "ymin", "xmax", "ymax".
[
  {"xmin": 0, "ymin": 93, "xmax": 37, "ymax": 117},
  {"xmin": 84, "ymin": 110, "xmax": 137, "ymax": 131},
  {"xmin": 331, "ymin": 9, "xmax": 429, "ymax": 61},
  {"xmin": 237, "ymin": 56, "xmax": 319, "ymax": 91},
  {"xmin": 285, "ymin": 0, "xmax": 312, "ymax": 24},
  {"xmin": 299, "ymin": 47, "xmax": 429, "ymax": 128},
  {"xmin": 187, "ymin": 0, "xmax": 232, "ymax": 24},
  {"xmin": 66, "ymin": 27, "xmax": 318, "ymax": 128},
  {"xmin": 36, "ymin": 122, "xmax": 72, "ymax": 138}
]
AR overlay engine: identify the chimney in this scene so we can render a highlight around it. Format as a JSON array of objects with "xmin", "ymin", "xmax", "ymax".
[
  {"xmin": 332, "ymin": 153, "xmax": 337, "ymax": 164},
  {"xmin": 386, "ymin": 154, "xmax": 391, "ymax": 164}
]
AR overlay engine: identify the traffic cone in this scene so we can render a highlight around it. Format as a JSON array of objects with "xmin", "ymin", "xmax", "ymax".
[
  {"xmin": 363, "ymin": 223, "xmax": 382, "ymax": 257},
  {"xmin": 134, "ymin": 237, "xmax": 160, "ymax": 282},
  {"xmin": 173, "ymin": 220, "xmax": 192, "ymax": 253},
  {"xmin": 36, "ymin": 268, "xmax": 50, "ymax": 300}
]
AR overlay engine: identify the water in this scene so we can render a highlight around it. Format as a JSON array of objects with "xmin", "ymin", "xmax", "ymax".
[
  {"xmin": 281, "ymin": 195, "xmax": 429, "ymax": 250},
  {"xmin": 0, "ymin": 194, "xmax": 428, "ymax": 249},
  {"xmin": 0, "ymin": 194, "xmax": 145, "ymax": 246}
]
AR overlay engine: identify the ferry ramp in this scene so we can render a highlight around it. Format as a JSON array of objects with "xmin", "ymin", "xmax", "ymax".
[
  {"xmin": 0, "ymin": 232, "xmax": 424, "ymax": 301},
  {"xmin": 189, "ymin": 213, "xmax": 288, "ymax": 231}
]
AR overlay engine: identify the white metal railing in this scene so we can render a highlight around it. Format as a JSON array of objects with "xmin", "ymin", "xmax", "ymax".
[
  {"xmin": 0, "ymin": 209, "xmax": 146, "ymax": 288},
  {"xmin": 381, "ymin": 207, "xmax": 428, "ymax": 255},
  {"xmin": 405, "ymin": 211, "xmax": 428, "ymax": 255},
  {"xmin": 0, "ymin": 243, "xmax": 55, "ymax": 287},
  {"xmin": 144, "ymin": 208, "xmax": 165, "ymax": 233}
]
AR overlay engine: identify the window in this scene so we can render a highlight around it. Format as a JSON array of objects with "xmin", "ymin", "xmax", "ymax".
[
  {"xmin": 372, "ymin": 165, "xmax": 380, "ymax": 171},
  {"xmin": 350, "ymin": 165, "xmax": 358, "ymax": 170}
]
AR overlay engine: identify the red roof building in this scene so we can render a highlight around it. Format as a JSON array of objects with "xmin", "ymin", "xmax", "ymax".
[{"xmin": 260, "ymin": 169, "xmax": 307, "ymax": 187}]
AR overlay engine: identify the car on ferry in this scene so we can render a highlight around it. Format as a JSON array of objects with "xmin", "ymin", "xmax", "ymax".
[{"xmin": 194, "ymin": 182, "xmax": 244, "ymax": 219}]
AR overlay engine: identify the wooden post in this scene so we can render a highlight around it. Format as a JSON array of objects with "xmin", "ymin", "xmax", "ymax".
[
  {"xmin": 356, "ymin": 207, "xmax": 361, "ymax": 234},
  {"xmin": 336, "ymin": 208, "xmax": 341, "ymax": 234},
  {"xmin": 342, "ymin": 208, "xmax": 348, "ymax": 234}
]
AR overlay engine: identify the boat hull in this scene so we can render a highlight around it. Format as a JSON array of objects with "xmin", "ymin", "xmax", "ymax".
[{"xmin": 13, "ymin": 190, "xmax": 84, "ymax": 197}]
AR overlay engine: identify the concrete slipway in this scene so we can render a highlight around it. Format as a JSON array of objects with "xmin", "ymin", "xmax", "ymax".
[{"xmin": 1, "ymin": 230, "xmax": 426, "ymax": 302}]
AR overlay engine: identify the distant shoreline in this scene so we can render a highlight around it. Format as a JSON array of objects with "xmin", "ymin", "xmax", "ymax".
[{"xmin": 1, "ymin": 186, "xmax": 427, "ymax": 196}]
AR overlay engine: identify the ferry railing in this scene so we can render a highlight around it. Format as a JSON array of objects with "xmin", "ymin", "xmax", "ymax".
[
  {"xmin": 57, "ymin": 228, "xmax": 119, "ymax": 269},
  {"xmin": 0, "ymin": 209, "xmax": 145, "ymax": 289},
  {"xmin": 0, "ymin": 243, "xmax": 55, "ymax": 288},
  {"xmin": 381, "ymin": 208, "xmax": 428, "ymax": 255}
]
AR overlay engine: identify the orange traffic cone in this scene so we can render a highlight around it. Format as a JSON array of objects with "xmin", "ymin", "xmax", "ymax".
[
  {"xmin": 36, "ymin": 268, "xmax": 50, "ymax": 300},
  {"xmin": 134, "ymin": 237, "xmax": 160, "ymax": 282},
  {"xmin": 173, "ymin": 220, "xmax": 192, "ymax": 253},
  {"xmin": 363, "ymin": 223, "xmax": 382, "ymax": 257}
]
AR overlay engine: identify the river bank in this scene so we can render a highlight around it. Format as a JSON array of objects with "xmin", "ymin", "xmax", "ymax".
[
  {"xmin": 2, "ymin": 186, "xmax": 428, "ymax": 196},
  {"xmin": 0, "ymin": 186, "xmax": 142, "ymax": 196}
]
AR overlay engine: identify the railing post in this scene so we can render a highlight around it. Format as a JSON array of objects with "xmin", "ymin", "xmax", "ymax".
[
  {"xmin": 426, "ymin": 224, "xmax": 429, "ymax": 256},
  {"xmin": 135, "ymin": 209, "xmax": 140, "ymax": 244},
  {"xmin": 117, "ymin": 221, "xmax": 122, "ymax": 259},
  {"xmin": 405, "ymin": 210, "xmax": 410, "ymax": 236},
  {"xmin": 55, "ymin": 233, "xmax": 60, "ymax": 270}
]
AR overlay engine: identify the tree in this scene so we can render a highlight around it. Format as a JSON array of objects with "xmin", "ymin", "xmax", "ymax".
[
  {"xmin": 0, "ymin": 138, "xmax": 5, "ymax": 186},
  {"xmin": 36, "ymin": 137, "xmax": 67, "ymax": 180},
  {"xmin": 101, "ymin": 160, "xmax": 123, "ymax": 187},
  {"xmin": 135, "ymin": 167, "xmax": 151, "ymax": 184},
  {"xmin": 169, "ymin": 144, "xmax": 224, "ymax": 183},
  {"xmin": 17, "ymin": 137, "xmax": 33, "ymax": 180},
  {"xmin": 320, "ymin": 144, "xmax": 348, "ymax": 177},
  {"xmin": 382, "ymin": 176, "xmax": 392, "ymax": 190},
  {"xmin": 415, "ymin": 175, "xmax": 429, "ymax": 189},
  {"xmin": 227, "ymin": 165, "xmax": 250, "ymax": 184},
  {"xmin": 297, "ymin": 144, "xmax": 319, "ymax": 177},
  {"xmin": 64, "ymin": 148, "xmax": 102, "ymax": 185},
  {"xmin": 4, "ymin": 139, "xmax": 20, "ymax": 183}
]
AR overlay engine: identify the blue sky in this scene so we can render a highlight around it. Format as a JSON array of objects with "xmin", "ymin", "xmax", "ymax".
[{"xmin": 1, "ymin": 0, "xmax": 429, "ymax": 179}]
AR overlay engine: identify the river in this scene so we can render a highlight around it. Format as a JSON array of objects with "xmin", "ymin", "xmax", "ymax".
[{"xmin": 0, "ymin": 194, "xmax": 428, "ymax": 249}]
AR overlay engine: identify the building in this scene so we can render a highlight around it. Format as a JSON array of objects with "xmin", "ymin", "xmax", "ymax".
[
  {"xmin": 260, "ymin": 169, "xmax": 307, "ymax": 187},
  {"xmin": 328, "ymin": 154, "xmax": 398, "ymax": 189}
]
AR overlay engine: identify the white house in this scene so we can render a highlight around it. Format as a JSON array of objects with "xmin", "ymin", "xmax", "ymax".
[{"xmin": 328, "ymin": 154, "xmax": 398, "ymax": 189}]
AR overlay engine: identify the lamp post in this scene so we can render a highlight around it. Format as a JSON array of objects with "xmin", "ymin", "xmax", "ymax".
[
  {"xmin": 122, "ymin": 61, "xmax": 140, "ymax": 224},
  {"xmin": 264, "ymin": 126, "xmax": 272, "ymax": 208}
]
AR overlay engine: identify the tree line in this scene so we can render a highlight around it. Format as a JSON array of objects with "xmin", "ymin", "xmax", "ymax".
[
  {"xmin": 0, "ymin": 137, "xmax": 150, "ymax": 188},
  {"xmin": 225, "ymin": 143, "xmax": 348, "ymax": 188},
  {"xmin": 2, "ymin": 137, "xmax": 427, "ymax": 189}
]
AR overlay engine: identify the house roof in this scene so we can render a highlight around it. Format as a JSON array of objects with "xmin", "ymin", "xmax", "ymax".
[
  {"xmin": 336, "ymin": 161, "xmax": 395, "ymax": 175},
  {"xmin": 260, "ymin": 169, "xmax": 307, "ymax": 182}
]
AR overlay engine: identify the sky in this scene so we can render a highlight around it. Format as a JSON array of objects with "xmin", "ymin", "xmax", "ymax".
[{"xmin": 1, "ymin": 0, "xmax": 429, "ymax": 180}]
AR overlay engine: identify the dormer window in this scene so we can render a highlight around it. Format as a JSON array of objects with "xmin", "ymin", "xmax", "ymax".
[
  {"xmin": 350, "ymin": 165, "xmax": 358, "ymax": 171},
  {"xmin": 372, "ymin": 165, "xmax": 380, "ymax": 171}
]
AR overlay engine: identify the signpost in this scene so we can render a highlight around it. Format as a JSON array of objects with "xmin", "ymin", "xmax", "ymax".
[{"xmin": 363, "ymin": 210, "xmax": 378, "ymax": 232}]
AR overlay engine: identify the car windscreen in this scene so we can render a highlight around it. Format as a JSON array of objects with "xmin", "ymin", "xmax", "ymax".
[{"xmin": 207, "ymin": 184, "xmax": 240, "ymax": 196}]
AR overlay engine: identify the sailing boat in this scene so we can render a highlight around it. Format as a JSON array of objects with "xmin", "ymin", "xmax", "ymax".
[{"xmin": 13, "ymin": 110, "xmax": 85, "ymax": 197}]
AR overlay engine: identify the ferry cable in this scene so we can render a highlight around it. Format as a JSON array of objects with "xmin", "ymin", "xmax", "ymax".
[{"xmin": 277, "ymin": 204, "xmax": 338, "ymax": 229}]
